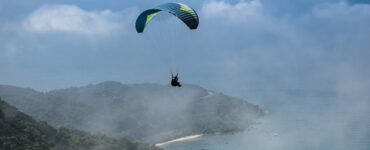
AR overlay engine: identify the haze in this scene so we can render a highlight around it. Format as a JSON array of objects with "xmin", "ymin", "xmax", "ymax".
[{"xmin": 1, "ymin": 0, "xmax": 369, "ymax": 149}]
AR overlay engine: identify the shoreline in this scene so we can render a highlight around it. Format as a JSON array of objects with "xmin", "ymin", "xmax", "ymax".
[{"xmin": 155, "ymin": 134, "xmax": 203, "ymax": 147}]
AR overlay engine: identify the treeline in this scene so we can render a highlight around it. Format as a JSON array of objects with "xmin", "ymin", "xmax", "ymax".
[{"xmin": 0, "ymin": 98, "xmax": 160, "ymax": 150}]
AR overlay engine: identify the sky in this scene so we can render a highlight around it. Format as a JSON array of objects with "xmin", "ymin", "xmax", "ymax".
[
  {"xmin": 0, "ymin": 0, "xmax": 369, "ymax": 92},
  {"xmin": 1, "ymin": 0, "xmax": 370, "ymax": 149}
]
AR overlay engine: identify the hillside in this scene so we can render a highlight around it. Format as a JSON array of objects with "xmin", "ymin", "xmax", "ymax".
[
  {"xmin": 0, "ymin": 98, "xmax": 159, "ymax": 150},
  {"xmin": 0, "ymin": 82, "xmax": 265, "ymax": 143}
]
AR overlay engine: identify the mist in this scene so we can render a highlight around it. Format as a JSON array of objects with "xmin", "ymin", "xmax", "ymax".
[
  {"xmin": 1, "ymin": 0, "xmax": 370, "ymax": 149},
  {"xmin": 0, "ymin": 82, "xmax": 265, "ymax": 144}
]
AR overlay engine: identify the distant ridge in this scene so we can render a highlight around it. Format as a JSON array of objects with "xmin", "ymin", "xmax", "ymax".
[{"xmin": 0, "ymin": 81, "xmax": 265, "ymax": 143}]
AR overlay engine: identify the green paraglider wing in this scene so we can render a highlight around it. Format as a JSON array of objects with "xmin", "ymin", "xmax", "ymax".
[{"xmin": 136, "ymin": 3, "xmax": 199, "ymax": 33}]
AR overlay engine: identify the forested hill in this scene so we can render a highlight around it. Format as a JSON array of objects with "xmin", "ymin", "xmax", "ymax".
[
  {"xmin": 0, "ymin": 98, "xmax": 159, "ymax": 150},
  {"xmin": 0, "ymin": 82, "xmax": 265, "ymax": 143}
]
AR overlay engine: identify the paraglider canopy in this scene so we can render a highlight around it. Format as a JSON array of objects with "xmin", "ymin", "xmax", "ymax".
[{"xmin": 136, "ymin": 3, "xmax": 199, "ymax": 33}]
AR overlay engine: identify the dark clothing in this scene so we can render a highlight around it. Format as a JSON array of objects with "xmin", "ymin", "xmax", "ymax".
[{"xmin": 171, "ymin": 76, "xmax": 182, "ymax": 87}]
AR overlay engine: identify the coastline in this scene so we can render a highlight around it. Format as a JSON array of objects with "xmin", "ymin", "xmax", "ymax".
[{"xmin": 155, "ymin": 134, "xmax": 203, "ymax": 147}]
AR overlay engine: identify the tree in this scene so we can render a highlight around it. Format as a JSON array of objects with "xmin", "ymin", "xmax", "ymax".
[{"xmin": 0, "ymin": 108, "xmax": 3, "ymax": 119}]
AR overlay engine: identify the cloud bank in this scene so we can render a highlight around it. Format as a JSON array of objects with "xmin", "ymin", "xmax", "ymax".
[
  {"xmin": 203, "ymin": 0, "xmax": 263, "ymax": 21},
  {"xmin": 24, "ymin": 5, "xmax": 123, "ymax": 36}
]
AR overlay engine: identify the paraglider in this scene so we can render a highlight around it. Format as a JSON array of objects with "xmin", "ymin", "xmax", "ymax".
[
  {"xmin": 171, "ymin": 73, "xmax": 182, "ymax": 87},
  {"xmin": 136, "ymin": 3, "xmax": 199, "ymax": 87}
]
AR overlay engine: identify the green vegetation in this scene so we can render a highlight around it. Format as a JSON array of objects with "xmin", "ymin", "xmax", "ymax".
[{"xmin": 0, "ymin": 98, "xmax": 160, "ymax": 150}]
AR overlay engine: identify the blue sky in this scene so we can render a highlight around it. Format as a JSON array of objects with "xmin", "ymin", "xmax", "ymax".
[{"xmin": 0, "ymin": 0, "xmax": 369, "ymax": 93}]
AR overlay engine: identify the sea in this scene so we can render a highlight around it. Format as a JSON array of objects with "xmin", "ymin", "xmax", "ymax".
[{"xmin": 160, "ymin": 89, "xmax": 370, "ymax": 150}]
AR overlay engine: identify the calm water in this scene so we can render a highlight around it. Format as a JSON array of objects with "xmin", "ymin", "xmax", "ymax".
[{"xmin": 161, "ymin": 90, "xmax": 370, "ymax": 150}]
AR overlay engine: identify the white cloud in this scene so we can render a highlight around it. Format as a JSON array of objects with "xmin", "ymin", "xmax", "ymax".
[
  {"xmin": 312, "ymin": 1, "xmax": 370, "ymax": 18},
  {"xmin": 24, "ymin": 5, "xmax": 123, "ymax": 35},
  {"xmin": 202, "ymin": 0, "xmax": 263, "ymax": 22}
]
